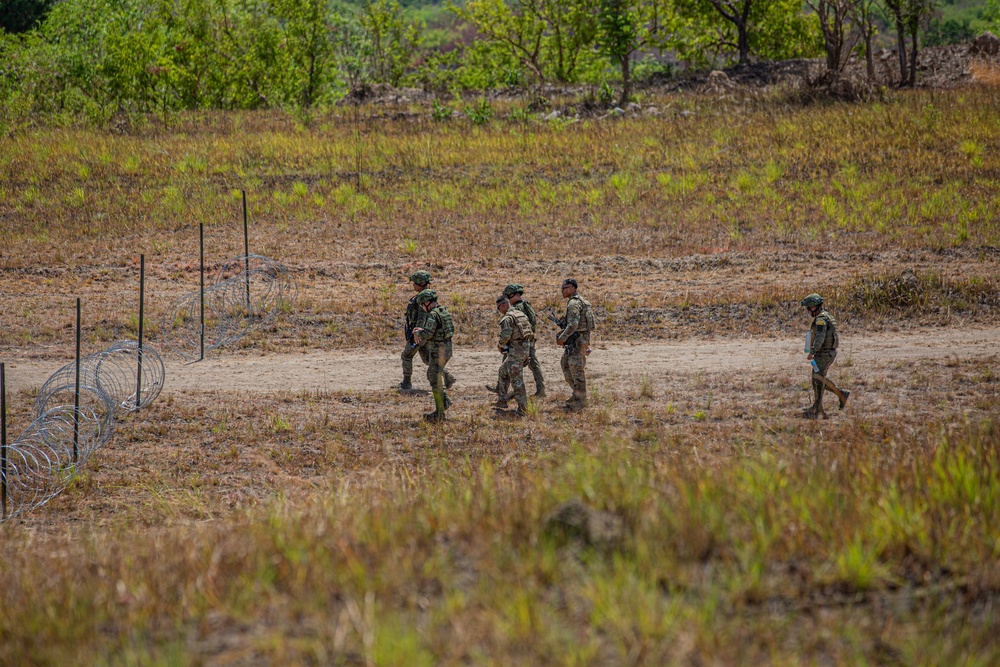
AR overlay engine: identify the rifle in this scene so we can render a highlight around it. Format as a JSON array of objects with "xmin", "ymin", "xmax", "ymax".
[{"xmin": 544, "ymin": 307, "xmax": 580, "ymax": 349}]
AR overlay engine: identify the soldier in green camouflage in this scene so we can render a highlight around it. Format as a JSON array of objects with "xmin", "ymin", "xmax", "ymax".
[
  {"xmin": 494, "ymin": 295, "xmax": 535, "ymax": 416},
  {"xmin": 400, "ymin": 270, "xmax": 455, "ymax": 393},
  {"xmin": 412, "ymin": 289, "xmax": 454, "ymax": 422},
  {"xmin": 503, "ymin": 284, "xmax": 545, "ymax": 398},
  {"xmin": 801, "ymin": 293, "xmax": 850, "ymax": 419},
  {"xmin": 557, "ymin": 279, "xmax": 595, "ymax": 411}
]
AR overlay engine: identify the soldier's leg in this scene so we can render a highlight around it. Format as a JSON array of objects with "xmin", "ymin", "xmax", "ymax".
[
  {"xmin": 425, "ymin": 345, "xmax": 446, "ymax": 421},
  {"xmin": 496, "ymin": 358, "xmax": 512, "ymax": 408},
  {"xmin": 528, "ymin": 342, "xmax": 545, "ymax": 397},
  {"xmin": 568, "ymin": 348, "xmax": 588, "ymax": 408},
  {"xmin": 400, "ymin": 344, "xmax": 418, "ymax": 390},
  {"xmin": 509, "ymin": 358, "xmax": 528, "ymax": 413},
  {"xmin": 813, "ymin": 352, "xmax": 844, "ymax": 414},
  {"xmin": 560, "ymin": 348, "xmax": 573, "ymax": 394}
]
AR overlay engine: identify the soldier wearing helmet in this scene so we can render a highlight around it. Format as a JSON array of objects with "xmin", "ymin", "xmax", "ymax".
[
  {"xmin": 400, "ymin": 270, "xmax": 455, "ymax": 393},
  {"xmin": 411, "ymin": 289, "xmax": 455, "ymax": 422},
  {"xmin": 801, "ymin": 293, "xmax": 850, "ymax": 418},
  {"xmin": 493, "ymin": 294, "xmax": 535, "ymax": 417}
]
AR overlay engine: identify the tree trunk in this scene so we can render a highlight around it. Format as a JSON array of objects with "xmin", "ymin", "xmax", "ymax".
[
  {"xmin": 908, "ymin": 28, "xmax": 918, "ymax": 86},
  {"xmin": 864, "ymin": 30, "xmax": 875, "ymax": 80},
  {"xmin": 737, "ymin": 20, "xmax": 750, "ymax": 65},
  {"xmin": 619, "ymin": 54, "xmax": 631, "ymax": 106},
  {"xmin": 894, "ymin": 16, "xmax": 908, "ymax": 85}
]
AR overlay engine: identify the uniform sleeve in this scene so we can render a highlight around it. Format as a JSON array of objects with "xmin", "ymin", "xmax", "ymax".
[
  {"xmin": 560, "ymin": 299, "xmax": 581, "ymax": 340},
  {"xmin": 522, "ymin": 302, "xmax": 537, "ymax": 330},
  {"xmin": 417, "ymin": 312, "xmax": 438, "ymax": 345},
  {"xmin": 811, "ymin": 317, "xmax": 828, "ymax": 352},
  {"xmin": 498, "ymin": 316, "xmax": 514, "ymax": 346}
]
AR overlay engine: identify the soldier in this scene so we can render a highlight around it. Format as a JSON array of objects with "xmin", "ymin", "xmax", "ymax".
[
  {"xmin": 494, "ymin": 295, "xmax": 535, "ymax": 416},
  {"xmin": 557, "ymin": 278, "xmax": 595, "ymax": 411},
  {"xmin": 801, "ymin": 293, "xmax": 850, "ymax": 419},
  {"xmin": 412, "ymin": 289, "xmax": 454, "ymax": 422},
  {"xmin": 504, "ymin": 284, "xmax": 545, "ymax": 398},
  {"xmin": 400, "ymin": 270, "xmax": 455, "ymax": 393},
  {"xmin": 486, "ymin": 284, "xmax": 545, "ymax": 399}
]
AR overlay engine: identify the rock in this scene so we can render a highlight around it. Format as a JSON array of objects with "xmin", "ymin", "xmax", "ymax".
[
  {"xmin": 543, "ymin": 499, "xmax": 626, "ymax": 547},
  {"xmin": 680, "ymin": 110, "xmax": 694, "ymax": 118},
  {"xmin": 543, "ymin": 110, "xmax": 561, "ymax": 121},
  {"xmin": 626, "ymin": 101, "xmax": 641, "ymax": 112},
  {"xmin": 644, "ymin": 106, "xmax": 659, "ymax": 116},
  {"xmin": 608, "ymin": 107, "xmax": 625, "ymax": 117},
  {"xmin": 971, "ymin": 32, "xmax": 1000, "ymax": 57}
]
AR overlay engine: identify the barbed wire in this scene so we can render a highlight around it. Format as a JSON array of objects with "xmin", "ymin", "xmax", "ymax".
[
  {"xmin": 1, "ymin": 341, "xmax": 165, "ymax": 522},
  {"xmin": 160, "ymin": 255, "xmax": 296, "ymax": 360}
]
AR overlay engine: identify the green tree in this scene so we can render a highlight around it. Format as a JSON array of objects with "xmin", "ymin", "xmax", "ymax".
[
  {"xmin": 452, "ymin": 0, "xmax": 600, "ymax": 83},
  {"xmin": 597, "ymin": 0, "xmax": 679, "ymax": 104},
  {"xmin": 358, "ymin": 0, "xmax": 422, "ymax": 86},
  {"xmin": 1, "ymin": 0, "xmax": 54, "ymax": 34},
  {"xmin": 882, "ymin": 0, "xmax": 936, "ymax": 86}
]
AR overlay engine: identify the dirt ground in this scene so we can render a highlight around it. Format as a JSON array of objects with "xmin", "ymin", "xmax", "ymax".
[{"xmin": 4, "ymin": 325, "xmax": 996, "ymax": 396}]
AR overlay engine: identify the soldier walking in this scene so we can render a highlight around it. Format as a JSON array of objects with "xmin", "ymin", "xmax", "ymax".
[
  {"xmin": 557, "ymin": 278, "xmax": 595, "ymax": 411},
  {"xmin": 494, "ymin": 294, "xmax": 535, "ymax": 417},
  {"xmin": 400, "ymin": 270, "xmax": 455, "ymax": 393},
  {"xmin": 801, "ymin": 293, "xmax": 850, "ymax": 419},
  {"xmin": 412, "ymin": 290, "xmax": 454, "ymax": 422},
  {"xmin": 504, "ymin": 284, "xmax": 545, "ymax": 398}
]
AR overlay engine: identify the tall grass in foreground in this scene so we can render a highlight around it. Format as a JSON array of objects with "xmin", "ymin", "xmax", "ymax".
[{"xmin": 1, "ymin": 417, "xmax": 997, "ymax": 664}]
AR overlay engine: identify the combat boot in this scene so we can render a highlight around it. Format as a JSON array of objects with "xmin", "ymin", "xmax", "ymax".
[
  {"xmin": 445, "ymin": 372, "xmax": 457, "ymax": 389},
  {"xmin": 424, "ymin": 411, "xmax": 445, "ymax": 423},
  {"xmin": 534, "ymin": 386, "xmax": 546, "ymax": 398},
  {"xmin": 399, "ymin": 377, "xmax": 413, "ymax": 392},
  {"xmin": 839, "ymin": 389, "xmax": 851, "ymax": 410}
]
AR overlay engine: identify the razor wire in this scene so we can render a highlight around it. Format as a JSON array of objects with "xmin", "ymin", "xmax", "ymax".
[
  {"xmin": 1, "ymin": 342, "xmax": 165, "ymax": 522},
  {"xmin": 161, "ymin": 254, "xmax": 296, "ymax": 360}
]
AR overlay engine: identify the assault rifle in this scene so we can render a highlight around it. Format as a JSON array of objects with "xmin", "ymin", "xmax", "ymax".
[{"xmin": 544, "ymin": 307, "xmax": 580, "ymax": 349}]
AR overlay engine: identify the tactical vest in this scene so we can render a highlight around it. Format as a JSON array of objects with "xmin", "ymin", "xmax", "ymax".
[
  {"xmin": 508, "ymin": 309, "xmax": 535, "ymax": 341},
  {"xmin": 569, "ymin": 295, "xmax": 595, "ymax": 332},
  {"xmin": 429, "ymin": 306, "xmax": 454, "ymax": 342},
  {"xmin": 514, "ymin": 300, "xmax": 537, "ymax": 331}
]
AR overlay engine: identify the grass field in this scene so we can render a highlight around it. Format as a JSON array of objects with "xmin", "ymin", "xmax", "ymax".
[{"xmin": 1, "ymin": 86, "xmax": 999, "ymax": 664}]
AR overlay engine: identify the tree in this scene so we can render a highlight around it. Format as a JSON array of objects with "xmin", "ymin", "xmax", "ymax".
[
  {"xmin": 0, "ymin": 0, "xmax": 53, "ymax": 34},
  {"xmin": 358, "ymin": 0, "xmax": 422, "ymax": 86},
  {"xmin": 597, "ymin": 0, "xmax": 678, "ymax": 104},
  {"xmin": 806, "ymin": 0, "xmax": 861, "ymax": 73},
  {"xmin": 453, "ymin": 0, "xmax": 599, "ymax": 83},
  {"xmin": 883, "ymin": 0, "xmax": 935, "ymax": 86},
  {"xmin": 851, "ymin": 0, "xmax": 879, "ymax": 80}
]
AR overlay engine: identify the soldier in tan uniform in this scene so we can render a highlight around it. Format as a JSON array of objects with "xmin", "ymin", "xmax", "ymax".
[
  {"xmin": 557, "ymin": 278, "xmax": 595, "ymax": 411},
  {"xmin": 801, "ymin": 293, "xmax": 850, "ymax": 419},
  {"xmin": 494, "ymin": 295, "xmax": 535, "ymax": 416},
  {"xmin": 504, "ymin": 284, "xmax": 545, "ymax": 398}
]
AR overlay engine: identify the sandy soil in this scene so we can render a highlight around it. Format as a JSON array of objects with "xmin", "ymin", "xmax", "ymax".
[{"xmin": 5, "ymin": 325, "xmax": 995, "ymax": 396}]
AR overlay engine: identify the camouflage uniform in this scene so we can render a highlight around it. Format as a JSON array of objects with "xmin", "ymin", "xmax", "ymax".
[
  {"xmin": 802, "ymin": 294, "xmax": 848, "ymax": 417},
  {"xmin": 497, "ymin": 307, "xmax": 534, "ymax": 413},
  {"xmin": 494, "ymin": 284, "xmax": 545, "ymax": 398},
  {"xmin": 559, "ymin": 292, "xmax": 595, "ymax": 409},
  {"xmin": 414, "ymin": 292, "xmax": 454, "ymax": 421},
  {"xmin": 512, "ymin": 297, "xmax": 545, "ymax": 396},
  {"xmin": 401, "ymin": 271, "xmax": 454, "ymax": 391}
]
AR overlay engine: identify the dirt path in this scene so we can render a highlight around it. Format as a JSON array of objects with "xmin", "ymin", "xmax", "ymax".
[{"xmin": 3, "ymin": 327, "xmax": 995, "ymax": 395}]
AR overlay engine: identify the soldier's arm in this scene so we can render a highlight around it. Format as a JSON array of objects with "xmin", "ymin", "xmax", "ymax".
[
  {"xmin": 498, "ymin": 317, "xmax": 514, "ymax": 347},
  {"xmin": 811, "ymin": 318, "xmax": 828, "ymax": 352},
  {"xmin": 415, "ymin": 313, "xmax": 438, "ymax": 345},
  {"xmin": 559, "ymin": 301, "xmax": 581, "ymax": 341}
]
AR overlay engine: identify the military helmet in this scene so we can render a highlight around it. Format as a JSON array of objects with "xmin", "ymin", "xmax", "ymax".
[
  {"xmin": 409, "ymin": 270, "xmax": 431, "ymax": 286},
  {"xmin": 502, "ymin": 283, "xmax": 523, "ymax": 298},
  {"xmin": 800, "ymin": 293, "xmax": 824, "ymax": 308},
  {"xmin": 415, "ymin": 289, "xmax": 437, "ymax": 305}
]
